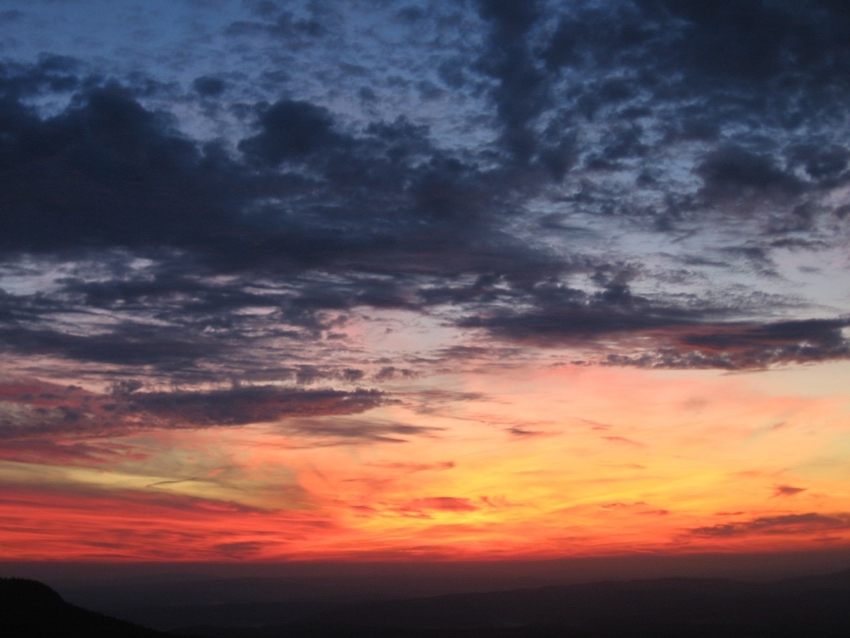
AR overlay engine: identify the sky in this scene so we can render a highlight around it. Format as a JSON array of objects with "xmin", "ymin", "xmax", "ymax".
[{"xmin": 2, "ymin": 0, "xmax": 850, "ymax": 572}]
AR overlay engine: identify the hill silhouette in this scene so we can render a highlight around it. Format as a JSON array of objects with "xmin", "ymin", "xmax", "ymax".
[
  {"xmin": 0, "ymin": 577, "xmax": 171, "ymax": 638},
  {"xmin": 293, "ymin": 568, "xmax": 850, "ymax": 638},
  {"xmin": 8, "ymin": 569, "xmax": 850, "ymax": 637},
  {"xmin": 169, "ymin": 569, "xmax": 850, "ymax": 637}
]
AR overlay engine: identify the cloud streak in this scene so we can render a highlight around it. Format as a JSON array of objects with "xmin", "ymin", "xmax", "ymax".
[
  {"xmin": 0, "ymin": 379, "xmax": 388, "ymax": 442},
  {"xmin": 690, "ymin": 513, "xmax": 850, "ymax": 538}
]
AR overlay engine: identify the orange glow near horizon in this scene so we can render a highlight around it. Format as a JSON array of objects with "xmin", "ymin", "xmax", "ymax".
[{"xmin": 3, "ymin": 361, "xmax": 850, "ymax": 562}]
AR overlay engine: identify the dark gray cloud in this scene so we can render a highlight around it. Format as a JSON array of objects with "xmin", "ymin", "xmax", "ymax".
[
  {"xmin": 0, "ymin": 0, "xmax": 849, "ymax": 388},
  {"xmin": 468, "ymin": 0, "xmax": 850, "ymax": 206},
  {"xmin": 192, "ymin": 75, "xmax": 226, "ymax": 97},
  {"xmin": 0, "ymin": 323, "xmax": 228, "ymax": 368},
  {"xmin": 131, "ymin": 386, "xmax": 385, "ymax": 427},
  {"xmin": 696, "ymin": 147, "xmax": 804, "ymax": 204},
  {"xmin": 680, "ymin": 318, "xmax": 849, "ymax": 353},
  {"xmin": 690, "ymin": 513, "xmax": 850, "ymax": 538},
  {"xmin": 239, "ymin": 99, "xmax": 339, "ymax": 164},
  {"xmin": 660, "ymin": 318, "xmax": 850, "ymax": 369},
  {"xmin": 475, "ymin": 0, "xmax": 546, "ymax": 163},
  {"xmin": 507, "ymin": 426, "xmax": 551, "ymax": 438},
  {"xmin": 459, "ymin": 286, "xmax": 690, "ymax": 344},
  {"xmin": 0, "ymin": 66, "xmax": 531, "ymax": 281},
  {"xmin": 0, "ymin": 379, "xmax": 387, "ymax": 440},
  {"xmin": 0, "ymin": 82, "xmax": 240, "ymax": 253},
  {"xmin": 463, "ymin": 285, "xmax": 850, "ymax": 369},
  {"xmin": 0, "ymin": 54, "xmax": 81, "ymax": 99},
  {"xmin": 636, "ymin": 0, "xmax": 850, "ymax": 84}
]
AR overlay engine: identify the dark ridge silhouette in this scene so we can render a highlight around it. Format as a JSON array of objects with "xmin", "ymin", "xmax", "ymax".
[
  {"xmin": 297, "ymin": 569, "xmax": 850, "ymax": 638},
  {"xmin": 11, "ymin": 569, "xmax": 850, "ymax": 637},
  {"xmin": 170, "ymin": 568, "xmax": 850, "ymax": 637},
  {"xmin": 0, "ymin": 577, "xmax": 171, "ymax": 638}
]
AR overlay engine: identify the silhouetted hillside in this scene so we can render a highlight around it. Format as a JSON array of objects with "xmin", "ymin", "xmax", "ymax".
[
  {"xmin": 0, "ymin": 577, "xmax": 171, "ymax": 638},
  {"xmin": 181, "ymin": 569, "xmax": 850, "ymax": 637},
  {"xmin": 19, "ymin": 569, "xmax": 850, "ymax": 637},
  {"xmin": 290, "ymin": 569, "xmax": 850, "ymax": 637}
]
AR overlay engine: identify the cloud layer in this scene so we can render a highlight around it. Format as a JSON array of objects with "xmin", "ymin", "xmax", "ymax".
[{"xmin": 1, "ymin": 0, "xmax": 849, "ymax": 561}]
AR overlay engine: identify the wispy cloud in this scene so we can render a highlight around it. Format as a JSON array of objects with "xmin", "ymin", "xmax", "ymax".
[{"xmin": 773, "ymin": 485, "xmax": 807, "ymax": 498}]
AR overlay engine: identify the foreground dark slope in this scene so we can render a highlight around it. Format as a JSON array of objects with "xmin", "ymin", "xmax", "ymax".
[
  {"xmin": 181, "ymin": 569, "xmax": 850, "ymax": 638},
  {"xmin": 6, "ymin": 570, "xmax": 850, "ymax": 637},
  {"xmin": 0, "ymin": 578, "xmax": 171, "ymax": 638}
]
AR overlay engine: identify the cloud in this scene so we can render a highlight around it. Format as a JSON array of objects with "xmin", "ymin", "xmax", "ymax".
[
  {"xmin": 212, "ymin": 541, "xmax": 268, "ymax": 557},
  {"xmin": 0, "ymin": 378, "xmax": 387, "ymax": 439},
  {"xmin": 366, "ymin": 461, "xmax": 455, "ymax": 473},
  {"xmin": 773, "ymin": 485, "xmax": 807, "ymax": 498},
  {"xmin": 239, "ymin": 99, "xmax": 340, "ymax": 164},
  {"xmin": 192, "ymin": 75, "xmax": 226, "ymax": 97},
  {"xmin": 601, "ymin": 435, "xmax": 645, "ymax": 447},
  {"xmin": 0, "ymin": 64, "xmax": 542, "ymax": 287},
  {"xmin": 407, "ymin": 496, "xmax": 479, "ymax": 513},
  {"xmin": 373, "ymin": 366, "xmax": 419, "ymax": 382},
  {"xmin": 2, "ymin": 1, "xmax": 850, "ymax": 562},
  {"xmin": 636, "ymin": 0, "xmax": 850, "ymax": 83},
  {"xmin": 474, "ymin": 0, "xmax": 547, "ymax": 162},
  {"xmin": 0, "ymin": 324, "xmax": 229, "ymax": 368},
  {"xmin": 0, "ymin": 483, "xmax": 271, "ymax": 518},
  {"xmin": 654, "ymin": 318, "xmax": 850, "ymax": 369},
  {"xmin": 459, "ymin": 296, "xmax": 689, "ymax": 344},
  {"xmin": 0, "ymin": 0, "xmax": 849, "ymax": 396},
  {"xmin": 681, "ymin": 319, "xmax": 850, "ymax": 351},
  {"xmin": 0, "ymin": 439, "xmax": 134, "ymax": 465},
  {"xmin": 225, "ymin": 7, "xmax": 325, "ymax": 40},
  {"xmin": 282, "ymin": 417, "xmax": 440, "ymax": 445},
  {"xmin": 599, "ymin": 502, "xmax": 646, "ymax": 511},
  {"xmin": 507, "ymin": 426, "xmax": 554, "ymax": 438},
  {"xmin": 464, "ymin": 293, "xmax": 850, "ymax": 369},
  {"xmin": 0, "ymin": 82, "xmax": 239, "ymax": 254},
  {"xmin": 787, "ymin": 144, "xmax": 849, "ymax": 182},
  {"xmin": 696, "ymin": 146, "xmax": 804, "ymax": 204},
  {"xmin": 132, "ymin": 386, "xmax": 386, "ymax": 427},
  {"xmin": 689, "ymin": 513, "xmax": 850, "ymax": 538}
]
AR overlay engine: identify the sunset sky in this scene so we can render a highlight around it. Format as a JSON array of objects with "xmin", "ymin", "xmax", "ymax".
[{"xmin": 2, "ymin": 0, "xmax": 850, "ymax": 572}]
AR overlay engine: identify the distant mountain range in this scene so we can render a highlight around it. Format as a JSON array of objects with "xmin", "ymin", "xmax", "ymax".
[
  {"xmin": 0, "ymin": 578, "xmax": 171, "ymax": 638},
  {"xmin": 6, "ymin": 569, "xmax": 850, "ymax": 637},
  {"xmin": 174, "ymin": 568, "xmax": 850, "ymax": 637},
  {"xmin": 304, "ymin": 568, "xmax": 850, "ymax": 637}
]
